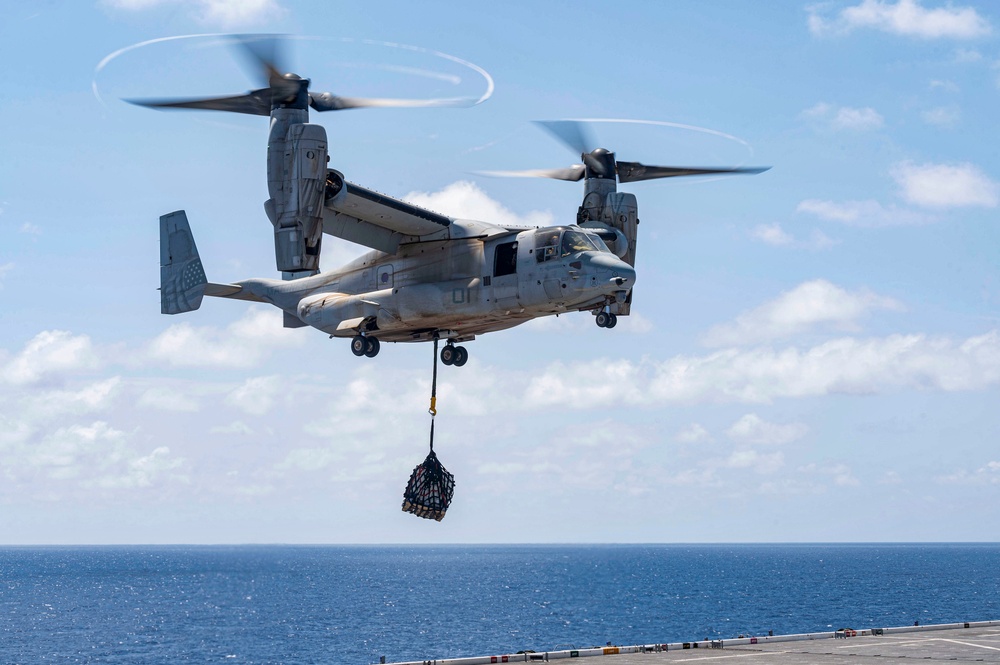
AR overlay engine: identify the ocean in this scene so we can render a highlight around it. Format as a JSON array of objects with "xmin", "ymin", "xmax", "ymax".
[{"xmin": 2, "ymin": 544, "xmax": 999, "ymax": 664}]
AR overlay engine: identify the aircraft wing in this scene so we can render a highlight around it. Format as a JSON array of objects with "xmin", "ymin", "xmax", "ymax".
[{"xmin": 322, "ymin": 172, "xmax": 506, "ymax": 253}]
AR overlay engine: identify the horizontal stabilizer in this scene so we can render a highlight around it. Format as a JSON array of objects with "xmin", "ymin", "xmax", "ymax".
[{"xmin": 160, "ymin": 210, "xmax": 207, "ymax": 314}]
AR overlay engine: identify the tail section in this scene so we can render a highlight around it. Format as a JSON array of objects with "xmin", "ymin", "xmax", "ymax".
[{"xmin": 160, "ymin": 210, "xmax": 207, "ymax": 314}]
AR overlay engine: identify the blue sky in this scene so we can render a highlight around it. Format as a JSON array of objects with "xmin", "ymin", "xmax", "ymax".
[{"xmin": 1, "ymin": 0, "xmax": 998, "ymax": 544}]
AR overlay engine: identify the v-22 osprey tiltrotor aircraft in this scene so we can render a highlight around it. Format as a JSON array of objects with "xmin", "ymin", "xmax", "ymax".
[{"xmin": 139, "ymin": 36, "xmax": 767, "ymax": 366}]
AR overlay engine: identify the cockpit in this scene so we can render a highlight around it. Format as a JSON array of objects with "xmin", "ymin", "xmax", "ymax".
[{"xmin": 534, "ymin": 226, "xmax": 611, "ymax": 263}]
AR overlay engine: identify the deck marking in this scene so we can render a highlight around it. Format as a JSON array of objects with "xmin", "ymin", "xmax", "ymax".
[
  {"xmin": 667, "ymin": 652, "xmax": 787, "ymax": 662},
  {"xmin": 938, "ymin": 639, "xmax": 1000, "ymax": 652}
]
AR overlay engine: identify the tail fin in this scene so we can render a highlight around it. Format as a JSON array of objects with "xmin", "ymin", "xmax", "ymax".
[{"xmin": 160, "ymin": 210, "xmax": 207, "ymax": 314}]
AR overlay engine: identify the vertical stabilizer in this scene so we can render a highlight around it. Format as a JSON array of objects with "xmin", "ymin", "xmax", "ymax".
[{"xmin": 160, "ymin": 210, "xmax": 207, "ymax": 314}]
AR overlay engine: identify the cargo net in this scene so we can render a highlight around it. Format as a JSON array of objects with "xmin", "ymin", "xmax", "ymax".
[{"xmin": 402, "ymin": 449, "xmax": 455, "ymax": 522}]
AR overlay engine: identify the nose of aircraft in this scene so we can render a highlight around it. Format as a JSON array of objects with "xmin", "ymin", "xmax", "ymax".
[{"xmin": 587, "ymin": 252, "xmax": 636, "ymax": 290}]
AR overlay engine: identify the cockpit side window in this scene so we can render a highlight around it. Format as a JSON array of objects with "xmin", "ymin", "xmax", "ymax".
[{"xmin": 535, "ymin": 229, "xmax": 562, "ymax": 263}]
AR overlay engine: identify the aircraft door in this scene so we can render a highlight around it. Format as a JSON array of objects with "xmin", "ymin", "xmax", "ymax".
[{"xmin": 491, "ymin": 240, "xmax": 519, "ymax": 310}]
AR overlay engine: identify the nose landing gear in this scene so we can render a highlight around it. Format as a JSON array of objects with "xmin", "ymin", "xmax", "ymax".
[{"xmin": 595, "ymin": 310, "xmax": 618, "ymax": 328}]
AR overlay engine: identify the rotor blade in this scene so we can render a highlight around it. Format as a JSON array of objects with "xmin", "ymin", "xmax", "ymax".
[
  {"xmin": 534, "ymin": 120, "xmax": 596, "ymax": 156},
  {"xmin": 476, "ymin": 165, "xmax": 586, "ymax": 181},
  {"xmin": 616, "ymin": 162, "xmax": 771, "ymax": 183},
  {"xmin": 309, "ymin": 92, "xmax": 479, "ymax": 111},
  {"xmin": 126, "ymin": 88, "xmax": 272, "ymax": 116},
  {"xmin": 230, "ymin": 34, "xmax": 298, "ymax": 99}
]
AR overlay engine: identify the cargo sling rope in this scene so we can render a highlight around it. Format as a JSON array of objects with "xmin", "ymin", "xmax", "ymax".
[{"xmin": 402, "ymin": 336, "xmax": 455, "ymax": 521}]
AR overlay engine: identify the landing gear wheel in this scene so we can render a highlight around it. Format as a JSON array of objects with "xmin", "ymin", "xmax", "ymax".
[
  {"xmin": 364, "ymin": 336, "xmax": 380, "ymax": 358},
  {"xmin": 351, "ymin": 335, "xmax": 367, "ymax": 357},
  {"xmin": 595, "ymin": 311, "xmax": 611, "ymax": 328},
  {"xmin": 440, "ymin": 344, "xmax": 456, "ymax": 366},
  {"xmin": 606, "ymin": 313, "xmax": 618, "ymax": 329},
  {"xmin": 453, "ymin": 346, "xmax": 469, "ymax": 367}
]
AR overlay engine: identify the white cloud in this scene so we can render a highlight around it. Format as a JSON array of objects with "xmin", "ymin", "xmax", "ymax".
[
  {"xmin": 405, "ymin": 181, "xmax": 554, "ymax": 228},
  {"xmin": 226, "ymin": 376, "xmax": 281, "ymax": 415},
  {"xmin": 210, "ymin": 421, "xmax": 255, "ymax": 435},
  {"xmin": 0, "ymin": 262, "xmax": 13, "ymax": 288},
  {"xmin": 12, "ymin": 419, "xmax": 186, "ymax": 490},
  {"xmin": 27, "ymin": 421, "xmax": 125, "ymax": 478},
  {"xmin": 750, "ymin": 223, "xmax": 838, "ymax": 249},
  {"xmin": 726, "ymin": 413, "xmax": 809, "ymax": 445},
  {"xmin": 675, "ymin": 423, "xmax": 713, "ymax": 444},
  {"xmin": 834, "ymin": 107, "xmax": 884, "ymax": 130},
  {"xmin": 808, "ymin": 0, "xmax": 992, "ymax": 39},
  {"xmin": 892, "ymin": 161, "xmax": 999, "ymax": 208},
  {"xmin": 90, "ymin": 447, "xmax": 186, "ymax": 490},
  {"xmin": 27, "ymin": 378, "xmax": 122, "ymax": 416},
  {"xmin": 101, "ymin": 0, "xmax": 285, "ymax": 27},
  {"xmin": 651, "ymin": 330, "xmax": 1000, "ymax": 403},
  {"xmin": 703, "ymin": 280, "xmax": 903, "ymax": 347},
  {"xmin": 936, "ymin": 460, "xmax": 1000, "ymax": 485},
  {"xmin": 517, "ymin": 330, "xmax": 1000, "ymax": 407},
  {"xmin": 524, "ymin": 359, "xmax": 645, "ymax": 407},
  {"xmin": 796, "ymin": 198, "xmax": 931, "ymax": 226},
  {"xmin": 751, "ymin": 223, "xmax": 795, "ymax": 246},
  {"xmin": 138, "ymin": 386, "xmax": 199, "ymax": 412},
  {"xmin": 953, "ymin": 47, "xmax": 984, "ymax": 62},
  {"xmin": 921, "ymin": 105, "xmax": 960, "ymax": 126},
  {"xmin": 929, "ymin": 79, "xmax": 960, "ymax": 91},
  {"xmin": 2, "ymin": 330, "xmax": 98, "ymax": 385},
  {"xmin": 802, "ymin": 102, "xmax": 884, "ymax": 130},
  {"xmin": 147, "ymin": 308, "xmax": 304, "ymax": 369},
  {"xmin": 725, "ymin": 449, "xmax": 785, "ymax": 474}
]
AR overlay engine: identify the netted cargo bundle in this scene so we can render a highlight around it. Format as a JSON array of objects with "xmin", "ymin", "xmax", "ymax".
[{"xmin": 402, "ymin": 449, "xmax": 455, "ymax": 521}]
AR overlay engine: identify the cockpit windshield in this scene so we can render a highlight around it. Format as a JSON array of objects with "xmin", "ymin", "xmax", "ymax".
[
  {"xmin": 535, "ymin": 227, "xmax": 608, "ymax": 262},
  {"xmin": 561, "ymin": 230, "xmax": 601, "ymax": 256}
]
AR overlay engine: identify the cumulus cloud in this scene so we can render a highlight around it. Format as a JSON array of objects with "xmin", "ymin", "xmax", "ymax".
[
  {"xmin": 518, "ymin": 329, "xmax": 1000, "ymax": 406},
  {"xmin": 921, "ymin": 105, "xmax": 961, "ymax": 126},
  {"xmin": 101, "ymin": 0, "xmax": 285, "ymax": 27},
  {"xmin": 796, "ymin": 198, "xmax": 932, "ymax": 226},
  {"xmin": 808, "ymin": 0, "xmax": 992, "ymax": 39},
  {"xmin": 751, "ymin": 223, "xmax": 795, "ymax": 246},
  {"xmin": 226, "ymin": 375, "xmax": 282, "ymax": 414},
  {"xmin": 725, "ymin": 449, "xmax": 786, "ymax": 474},
  {"xmin": 1, "ymin": 330, "xmax": 98, "ymax": 385},
  {"xmin": 750, "ymin": 223, "xmax": 837, "ymax": 249},
  {"xmin": 650, "ymin": 330, "xmax": 1000, "ymax": 403},
  {"xmin": 404, "ymin": 181, "xmax": 554, "ymax": 228},
  {"xmin": 26, "ymin": 378, "xmax": 122, "ymax": 416},
  {"xmin": 147, "ymin": 308, "xmax": 304, "ymax": 369},
  {"xmin": 936, "ymin": 460, "xmax": 1000, "ymax": 485},
  {"xmin": 703, "ymin": 280, "xmax": 903, "ymax": 347},
  {"xmin": 804, "ymin": 102, "xmax": 885, "ymax": 130},
  {"xmin": 0, "ymin": 262, "xmax": 13, "ymax": 288},
  {"xmin": 138, "ymin": 386, "xmax": 200, "ymax": 412},
  {"xmin": 9, "ymin": 419, "xmax": 186, "ymax": 490},
  {"xmin": 675, "ymin": 423, "xmax": 713, "ymax": 444},
  {"xmin": 891, "ymin": 161, "xmax": 999, "ymax": 208},
  {"xmin": 726, "ymin": 413, "xmax": 809, "ymax": 445},
  {"xmin": 90, "ymin": 446, "xmax": 185, "ymax": 489}
]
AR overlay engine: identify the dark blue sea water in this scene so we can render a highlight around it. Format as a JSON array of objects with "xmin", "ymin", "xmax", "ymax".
[{"xmin": 2, "ymin": 544, "xmax": 999, "ymax": 664}]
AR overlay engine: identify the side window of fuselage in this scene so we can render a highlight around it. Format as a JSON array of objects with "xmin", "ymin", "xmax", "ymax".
[{"xmin": 494, "ymin": 241, "xmax": 518, "ymax": 277}]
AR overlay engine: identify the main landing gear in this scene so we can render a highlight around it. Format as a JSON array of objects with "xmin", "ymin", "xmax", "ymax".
[
  {"xmin": 595, "ymin": 311, "xmax": 618, "ymax": 328},
  {"xmin": 351, "ymin": 335, "xmax": 380, "ymax": 358},
  {"xmin": 440, "ymin": 342, "xmax": 468, "ymax": 367}
]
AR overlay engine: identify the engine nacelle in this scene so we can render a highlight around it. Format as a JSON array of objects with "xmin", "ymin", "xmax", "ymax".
[{"xmin": 267, "ymin": 122, "xmax": 328, "ymax": 274}]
